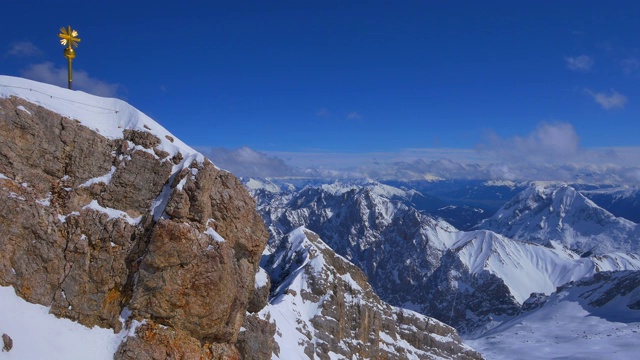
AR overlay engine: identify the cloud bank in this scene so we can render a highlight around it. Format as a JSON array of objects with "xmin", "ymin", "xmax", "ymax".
[{"xmin": 202, "ymin": 122, "xmax": 640, "ymax": 185}]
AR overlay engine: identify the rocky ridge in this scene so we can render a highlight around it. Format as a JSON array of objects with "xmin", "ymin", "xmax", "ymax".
[
  {"xmin": 0, "ymin": 76, "xmax": 269, "ymax": 358},
  {"xmin": 258, "ymin": 227, "xmax": 482, "ymax": 359}
]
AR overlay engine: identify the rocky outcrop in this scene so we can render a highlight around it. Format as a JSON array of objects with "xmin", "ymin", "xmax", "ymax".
[
  {"xmin": 236, "ymin": 313, "xmax": 278, "ymax": 360},
  {"xmin": 0, "ymin": 89, "xmax": 268, "ymax": 357},
  {"xmin": 258, "ymin": 227, "xmax": 483, "ymax": 359}
]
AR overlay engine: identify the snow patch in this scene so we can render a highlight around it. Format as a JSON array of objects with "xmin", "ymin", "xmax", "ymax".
[
  {"xmin": 204, "ymin": 227, "xmax": 225, "ymax": 243},
  {"xmin": 16, "ymin": 105, "xmax": 31, "ymax": 115},
  {"xmin": 255, "ymin": 267, "xmax": 269, "ymax": 289},
  {"xmin": 83, "ymin": 200, "xmax": 142, "ymax": 225},
  {"xmin": 80, "ymin": 166, "xmax": 117, "ymax": 187}
]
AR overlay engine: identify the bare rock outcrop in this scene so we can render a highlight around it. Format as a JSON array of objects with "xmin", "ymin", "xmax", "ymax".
[{"xmin": 0, "ymin": 92, "xmax": 268, "ymax": 357}]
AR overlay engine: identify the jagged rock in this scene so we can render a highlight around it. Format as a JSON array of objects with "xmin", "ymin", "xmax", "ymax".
[
  {"xmin": 247, "ymin": 267, "xmax": 271, "ymax": 313},
  {"xmin": 261, "ymin": 227, "xmax": 483, "ymax": 359},
  {"xmin": 2, "ymin": 333, "xmax": 12, "ymax": 352},
  {"xmin": 236, "ymin": 313, "xmax": 278, "ymax": 360},
  {"xmin": 129, "ymin": 219, "xmax": 257, "ymax": 342},
  {"xmin": 521, "ymin": 292, "xmax": 549, "ymax": 311},
  {"xmin": 0, "ymin": 81, "xmax": 268, "ymax": 357},
  {"xmin": 115, "ymin": 320, "xmax": 240, "ymax": 360}
]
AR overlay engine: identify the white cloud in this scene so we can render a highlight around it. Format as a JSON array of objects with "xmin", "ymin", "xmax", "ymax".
[
  {"xmin": 346, "ymin": 111, "xmax": 363, "ymax": 120},
  {"xmin": 585, "ymin": 89, "xmax": 627, "ymax": 110},
  {"xmin": 479, "ymin": 122, "xmax": 581, "ymax": 163},
  {"xmin": 565, "ymin": 55, "xmax": 593, "ymax": 71},
  {"xmin": 6, "ymin": 42, "xmax": 42, "ymax": 57},
  {"xmin": 20, "ymin": 62, "xmax": 120, "ymax": 98}
]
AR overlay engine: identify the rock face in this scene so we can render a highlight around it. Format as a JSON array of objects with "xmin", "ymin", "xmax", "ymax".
[
  {"xmin": 0, "ymin": 82, "xmax": 268, "ymax": 358},
  {"xmin": 257, "ymin": 227, "xmax": 483, "ymax": 359}
]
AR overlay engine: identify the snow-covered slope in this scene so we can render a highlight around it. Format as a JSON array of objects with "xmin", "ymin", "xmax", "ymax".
[
  {"xmin": 0, "ymin": 75, "xmax": 201, "ymax": 163},
  {"xmin": 449, "ymin": 231, "xmax": 640, "ymax": 304},
  {"xmin": 466, "ymin": 271, "xmax": 640, "ymax": 360},
  {"xmin": 0, "ymin": 286, "xmax": 142, "ymax": 360},
  {"xmin": 478, "ymin": 183, "xmax": 640, "ymax": 254}
]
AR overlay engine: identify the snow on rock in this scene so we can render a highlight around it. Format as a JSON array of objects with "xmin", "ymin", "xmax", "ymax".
[
  {"xmin": 259, "ymin": 226, "xmax": 482, "ymax": 360},
  {"xmin": 80, "ymin": 166, "xmax": 117, "ymax": 187},
  {"xmin": 1, "ymin": 76, "xmax": 270, "ymax": 359},
  {"xmin": 254, "ymin": 267, "xmax": 269, "ymax": 289},
  {"xmin": 83, "ymin": 199, "xmax": 142, "ymax": 225},
  {"xmin": 0, "ymin": 75, "xmax": 199, "ymax": 162}
]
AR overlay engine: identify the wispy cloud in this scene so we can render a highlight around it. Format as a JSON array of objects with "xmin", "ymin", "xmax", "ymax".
[
  {"xmin": 6, "ymin": 41, "xmax": 42, "ymax": 57},
  {"xmin": 621, "ymin": 57, "xmax": 640, "ymax": 75},
  {"xmin": 478, "ymin": 122, "xmax": 581, "ymax": 163},
  {"xmin": 565, "ymin": 55, "xmax": 593, "ymax": 71},
  {"xmin": 346, "ymin": 111, "xmax": 363, "ymax": 120},
  {"xmin": 584, "ymin": 89, "xmax": 627, "ymax": 110},
  {"xmin": 20, "ymin": 62, "xmax": 120, "ymax": 98}
]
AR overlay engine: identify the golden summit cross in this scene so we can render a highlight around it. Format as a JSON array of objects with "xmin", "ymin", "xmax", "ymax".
[{"xmin": 58, "ymin": 26, "xmax": 81, "ymax": 90}]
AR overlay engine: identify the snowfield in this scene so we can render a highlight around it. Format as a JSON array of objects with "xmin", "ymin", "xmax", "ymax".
[
  {"xmin": 466, "ymin": 271, "xmax": 640, "ymax": 360},
  {"xmin": 0, "ymin": 286, "xmax": 135, "ymax": 359}
]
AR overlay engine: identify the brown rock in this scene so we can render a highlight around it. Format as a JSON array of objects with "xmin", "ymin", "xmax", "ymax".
[
  {"xmin": 0, "ymin": 95, "xmax": 269, "ymax": 354},
  {"xmin": 115, "ymin": 320, "xmax": 240, "ymax": 360},
  {"xmin": 2, "ymin": 333, "xmax": 13, "ymax": 352},
  {"xmin": 263, "ymin": 228, "xmax": 484, "ymax": 360},
  {"xmin": 236, "ymin": 313, "xmax": 278, "ymax": 360}
]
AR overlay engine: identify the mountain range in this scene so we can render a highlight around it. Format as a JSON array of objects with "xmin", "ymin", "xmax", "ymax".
[{"xmin": 247, "ymin": 177, "xmax": 640, "ymax": 357}]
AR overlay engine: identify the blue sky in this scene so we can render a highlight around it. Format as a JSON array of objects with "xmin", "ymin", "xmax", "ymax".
[{"xmin": 2, "ymin": 1, "xmax": 640, "ymax": 180}]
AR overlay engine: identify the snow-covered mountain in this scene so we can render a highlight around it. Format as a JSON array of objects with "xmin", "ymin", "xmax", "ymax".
[
  {"xmin": 423, "ymin": 230, "xmax": 640, "ymax": 333},
  {"xmin": 247, "ymin": 178, "xmax": 640, "ymax": 335},
  {"xmin": 581, "ymin": 185, "xmax": 640, "ymax": 223},
  {"xmin": 466, "ymin": 271, "xmax": 640, "ymax": 359},
  {"xmin": 477, "ymin": 183, "xmax": 640, "ymax": 254}
]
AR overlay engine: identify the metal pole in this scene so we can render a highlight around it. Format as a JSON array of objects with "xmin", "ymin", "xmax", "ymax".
[{"xmin": 67, "ymin": 57, "xmax": 73, "ymax": 89}]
